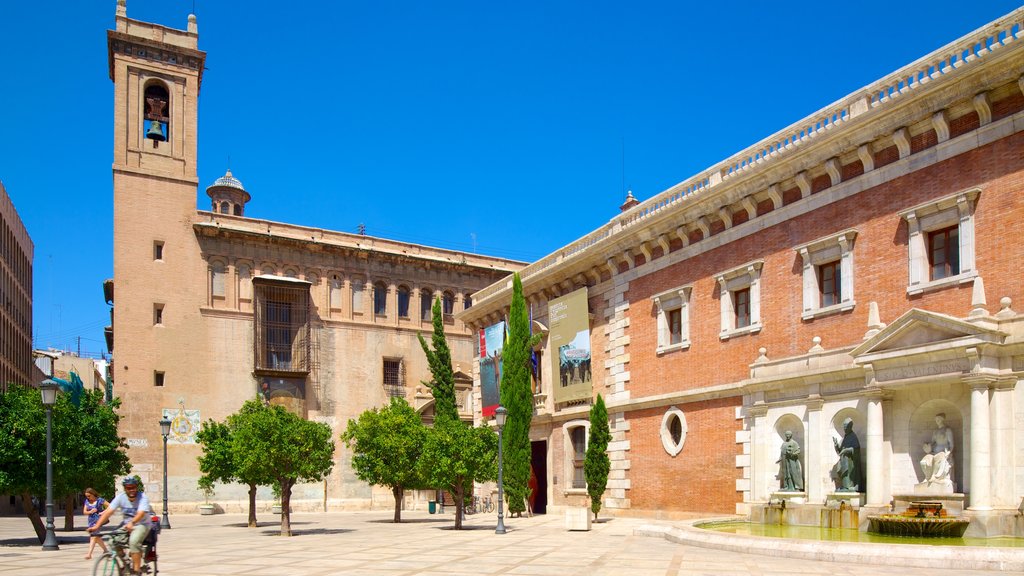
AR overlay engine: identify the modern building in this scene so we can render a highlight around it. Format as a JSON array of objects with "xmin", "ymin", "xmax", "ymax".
[
  {"xmin": 461, "ymin": 9, "xmax": 1024, "ymax": 535},
  {"xmin": 0, "ymin": 181, "xmax": 33, "ymax": 394},
  {"xmin": 105, "ymin": 3, "xmax": 521, "ymax": 510}
]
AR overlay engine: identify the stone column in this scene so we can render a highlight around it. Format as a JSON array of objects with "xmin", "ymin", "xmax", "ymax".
[
  {"xmin": 865, "ymin": 391, "xmax": 885, "ymax": 505},
  {"xmin": 989, "ymin": 377, "xmax": 1016, "ymax": 506},
  {"xmin": 749, "ymin": 403, "xmax": 768, "ymax": 502},
  {"xmin": 806, "ymin": 396, "xmax": 824, "ymax": 503},
  {"xmin": 966, "ymin": 376, "xmax": 992, "ymax": 511}
]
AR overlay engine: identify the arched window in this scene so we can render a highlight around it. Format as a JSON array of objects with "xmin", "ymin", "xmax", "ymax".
[
  {"xmin": 219, "ymin": 202, "xmax": 230, "ymax": 214},
  {"xmin": 351, "ymin": 279, "xmax": 364, "ymax": 314},
  {"xmin": 420, "ymin": 288, "xmax": 433, "ymax": 321},
  {"xmin": 233, "ymin": 204, "xmax": 242, "ymax": 216},
  {"xmin": 237, "ymin": 264, "xmax": 252, "ymax": 301},
  {"xmin": 143, "ymin": 82, "xmax": 170, "ymax": 144},
  {"xmin": 211, "ymin": 261, "xmax": 226, "ymax": 299},
  {"xmin": 373, "ymin": 282, "xmax": 388, "ymax": 315},
  {"xmin": 397, "ymin": 285, "xmax": 411, "ymax": 318},
  {"xmin": 463, "ymin": 294, "xmax": 472, "ymax": 310},
  {"xmin": 329, "ymin": 275, "xmax": 343, "ymax": 311},
  {"xmin": 442, "ymin": 291, "xmax": 455, "ymax": 316}
]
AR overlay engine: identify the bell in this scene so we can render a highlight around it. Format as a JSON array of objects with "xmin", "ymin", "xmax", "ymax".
[{"xmin": 146, "ymin": 121, "xmax": 166, "ymax": 142}]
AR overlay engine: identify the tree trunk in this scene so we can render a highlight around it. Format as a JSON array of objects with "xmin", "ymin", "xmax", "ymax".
[
  {"xmin": 63, "ymin": 494, "xmax": 75, "ymax": 531},
  {"xmin": 279, "ymin": 480, "xmax": 292, "ymax": 537},
  {"xmin": 392, "ymin": 485, "xmax": 403, "ymax": 523},
  {"xmin": 453, "ymin": 484, "xmax": 463, "ymax": 530},
  {"xmin": 247, "ymin": 483, "xmax": 258, "ymax": 528},
  {"xmin": 21, "ymin": 493, "xmax": 45, "ymax": 543}
]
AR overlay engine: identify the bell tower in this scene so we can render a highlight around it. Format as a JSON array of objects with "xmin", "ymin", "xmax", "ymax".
[{"xmin": 107, "ymin": 0, "xmax": 208, "ymax": 469}]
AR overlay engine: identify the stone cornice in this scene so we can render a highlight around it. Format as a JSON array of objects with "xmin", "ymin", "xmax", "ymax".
[
  {"xmin": 193, "ymin": 212, "xmax": 524, "ymax": 276},
  {"xmin": 107, "ymin": 30, "xmax": 205, "ymax": 84}
]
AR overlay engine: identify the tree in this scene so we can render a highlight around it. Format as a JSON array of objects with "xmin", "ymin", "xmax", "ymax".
[
  {"xmin": 0, "ymin": 385, "xmax": 129, "ymax": 543},
  {"xmin": 418, "ymin": 296, "xmax": 458, "ymax": 424},
  {"xmin": 341, "ymin": 397, "xmax": 427, "ymax": 522},
  {"xmin": 195, "ymin": 400, "xmax": 276, "ymax": 528},
  {"xmin": 57, "ymin": 389, "xmax": 131, "ymax": 530},
  {"xmin": 232, "ymin": 403, "xmax": 335, "ymax": 536},
  {"xmin": 585, "ymin": 394, "xmax": 611, "ymax": 520},
  {"xmin": 418, "ymin": 419, "xmax": 497, "ymax": 530},
  {"xmin": 499, "ymin": 273, "xmax": 541, "ymax": 516}
]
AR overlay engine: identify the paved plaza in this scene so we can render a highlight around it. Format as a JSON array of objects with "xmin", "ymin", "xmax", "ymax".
[{"xmin": 0, "ymin": 509, "xmax": 1013, "ymax": 575}]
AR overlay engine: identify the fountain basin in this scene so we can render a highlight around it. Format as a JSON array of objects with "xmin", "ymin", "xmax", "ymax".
[{"xmin": 868, "ymin": 514, "xmax": 970, "ymax": 537}]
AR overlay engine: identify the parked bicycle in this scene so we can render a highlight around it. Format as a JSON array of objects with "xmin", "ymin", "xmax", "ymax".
[{"xmin": 92, "ymin": 521, "xmax": 159, "ymax": 576}]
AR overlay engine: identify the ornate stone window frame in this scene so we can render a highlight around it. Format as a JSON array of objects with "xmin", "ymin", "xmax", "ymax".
[
  {"xmin": 562, "ymin": 419, "xmax": 590, "ymax": 495},
  {"xmin": 898, "ymin": 188, "xmax": 980, "ymax": 296},
  {"xmin": 794, "ymin": 229, "xmax": 857, "ymax": 320},
  {"xmin": 716, "ymin": 260, "xmax": 764, "ymax": 340},
  {"xmin": 652, "ymin": 285, "xmax": 692, "ymax": 355},
  {"xmin": 660, "ymin": 407, "xmax": 688, "ymax": 456}
]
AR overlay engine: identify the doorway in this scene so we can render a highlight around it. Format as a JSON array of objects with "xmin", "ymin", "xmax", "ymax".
[{"xmin": 530, "ymin": 440, "xmax": 548, "ymax": 514}]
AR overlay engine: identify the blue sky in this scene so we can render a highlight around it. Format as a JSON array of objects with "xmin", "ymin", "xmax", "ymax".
[{"xmin": 2, "ymin": 1, "xmax": 1020, "ymax": 356}]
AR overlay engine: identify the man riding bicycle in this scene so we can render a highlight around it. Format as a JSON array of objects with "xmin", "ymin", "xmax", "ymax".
[{"xmin": 88, "ymin": 476, "xmax": 155, "ymax": 576}]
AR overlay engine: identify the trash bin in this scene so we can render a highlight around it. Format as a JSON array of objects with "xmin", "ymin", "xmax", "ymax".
[{"xmin": 428, "ymin": 501, "xmax": 436, "ymax": 514}]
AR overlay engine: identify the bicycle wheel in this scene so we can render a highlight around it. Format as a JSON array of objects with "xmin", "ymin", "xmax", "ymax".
[{"xmin": 93, "ymin": 552, "xmax": 127, "ymax": 576}]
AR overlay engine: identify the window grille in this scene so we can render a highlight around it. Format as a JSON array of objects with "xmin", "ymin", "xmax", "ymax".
[
  {"xmin": 383, "ymin": 358, "xmax": 405, "ymax": 398},
  {"xmin": 253, "ymin": 279, "xmax": 310, "ymax": 374}
]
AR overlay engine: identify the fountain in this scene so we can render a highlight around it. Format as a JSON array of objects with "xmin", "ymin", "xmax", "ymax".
[{"xmin": 867, "ymin": 501, "xmax": 970, "ymax": 537}]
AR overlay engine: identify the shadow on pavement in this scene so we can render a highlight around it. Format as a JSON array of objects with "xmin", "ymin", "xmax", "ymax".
[
  {"xmin": 368, "ymin": 518, "xmax": 449, "ymax": 524},
  {"xmin": 259, "ymin": 528, "xmax": 353, "ymax": 537},
  {"xmin": 223, "ymin": 521, "xmax": 312, "ymax": 528},
  {"xmin": 0, "ymin": 534, "xmax": 90, "ymax": 547}
]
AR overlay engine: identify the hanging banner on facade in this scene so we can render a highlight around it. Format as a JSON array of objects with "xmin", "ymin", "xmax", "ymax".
[
  {"xmin": 549, "ymin": 287, "xmax": 592, "ymax": 404},
  {"xmin": 479, "ymin": 321, "xmax": 505, "ymax": 417}
]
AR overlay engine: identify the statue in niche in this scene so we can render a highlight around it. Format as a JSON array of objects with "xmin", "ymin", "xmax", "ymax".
[
  {"xmin": 777, "ymin": 430, "xmax": 804, "ymax": 491},
  {"xmin": 832, "ymin": 418, "xmax": 863, "ymax": 492},
  {"xmin": 918, "ymin": 412, "xmax": 955, "ymax": 492}
]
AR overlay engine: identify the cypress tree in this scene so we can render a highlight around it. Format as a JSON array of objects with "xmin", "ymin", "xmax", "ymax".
[
  {"xmin": 499, "ymin": 273, "xmax": 539, "ymax": 515},
  {"xmin": 418, "ymin": 296, "xmax": 458, "ymax": 424},
  {"xmin": 585, "ymin": 394, "xmax": 611, "ymax": 520}
]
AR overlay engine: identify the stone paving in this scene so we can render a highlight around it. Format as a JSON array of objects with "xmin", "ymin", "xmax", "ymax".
[{"xmin": 0, "ymin": 509, "xmax": 1010, "ymax": 575}]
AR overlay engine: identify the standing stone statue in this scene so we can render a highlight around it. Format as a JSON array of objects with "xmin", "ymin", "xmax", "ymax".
[
  {"xmin": 919, "ymin": 412, "xmax": 954, "ymax": 492},
  {"xmin": 832, "ymin": 418, "xmax": 863, "ymax": 492},
  {"xmin": 777, "ymin": 430, "xmax": 804, "ymax": 491}
]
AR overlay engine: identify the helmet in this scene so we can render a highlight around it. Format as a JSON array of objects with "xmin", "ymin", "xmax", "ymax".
[{"xmin": 122, "ymin": 476, "xmax": 139, "ymax": 487}]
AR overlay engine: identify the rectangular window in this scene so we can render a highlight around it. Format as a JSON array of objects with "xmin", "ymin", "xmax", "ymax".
[
  {"xmin": 734, "ymin": 288, "xmax": 751, "ymax": 329},
  {"xmin": 668, "ymin": 308, "xmax": 682, "ymax": 345},
  {"xmin": 153, "ymin": 241, "xmax": 164, "ymax": 261},
  {"xmin": 818, "ymin": 261, "xmax": 841, "ymax": 307},
  {"xmin": 211, "ymin": 265, "xmax": 226, "ymax": 298},
  {"xmin": 153, "ymin": 304, "xmax": 164, "ymax": 326},
  {"xmin": 383, "ymin": 358, "xmax": 404, "ymax": 398},
  {"xmin": 421, "ymin": 291, "xmax": 433, "ymax": 321},
  {"xmin": 928, "ymin": 226, "xmax": 959, "ymax": 281},
  {"xmin": 254, "ymin": 279, "xmax": 310, "ymax": 374},
  {"xmin": 397, "ymin": 288, "xmax": 410, "ymax": 318},
  {"xmin": 154, "ymin": 372, "xmax": 164, "ymax": 387}
]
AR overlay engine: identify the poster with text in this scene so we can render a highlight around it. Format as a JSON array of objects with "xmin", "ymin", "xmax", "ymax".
[
  {"xmin": 549, "ymin": 287, "xmax": 592, "ymax": 404},
  {"xmin": 479, "ymin": 321, "xmax": 505, "ymax": 417}
]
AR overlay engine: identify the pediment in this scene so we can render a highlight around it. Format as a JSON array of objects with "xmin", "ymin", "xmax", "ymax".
[{"xmin": 851, "ymin": 308, "xmax": 1005, "ymax": 358}]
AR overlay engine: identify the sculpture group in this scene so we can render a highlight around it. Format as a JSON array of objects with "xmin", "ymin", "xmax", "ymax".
[{"xmin": 776, "ymin": 413, "xmax": 955, "ymax": 496}]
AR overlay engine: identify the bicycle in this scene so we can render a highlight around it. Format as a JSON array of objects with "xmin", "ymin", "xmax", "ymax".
[
  {"xmin": 481, "ymin": 496, "xmax": 494, "ymax": 514},
  {"xmin": 92, "ymin": 522, "xmax": 159, "ymax": 576}
]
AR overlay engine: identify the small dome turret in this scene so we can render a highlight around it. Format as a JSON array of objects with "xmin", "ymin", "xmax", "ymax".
[{"xmin": 205, "ymin": 169, "xmax": 250, "ymax": 216}]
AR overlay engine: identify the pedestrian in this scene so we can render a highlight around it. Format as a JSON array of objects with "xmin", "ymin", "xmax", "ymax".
[{"xmin": 83, "ymin": 487, "xmax": 109, "ymax": 559}]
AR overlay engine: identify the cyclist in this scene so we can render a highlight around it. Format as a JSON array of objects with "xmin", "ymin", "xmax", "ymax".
[{"xmin": 88, "ymin": 476, "xmax": 154, "ymax": 576}]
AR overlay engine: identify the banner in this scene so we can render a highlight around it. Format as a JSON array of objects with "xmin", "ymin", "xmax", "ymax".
[
  {"xmin": 549, "ymin": 287, "xmax": 592, "ymax": 404},
  {"xmin": 479, "ymin": 321, "xmax": 505, "ymax": 417}
]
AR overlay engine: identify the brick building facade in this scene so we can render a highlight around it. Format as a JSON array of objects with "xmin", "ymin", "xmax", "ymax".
[
  {"xmin": 106, "ymin": 5, "xmax": 521, "ymax": 510},
  {"xmin": 461, "ymin": 9, "xmax": 1024, "ymax": 535}
]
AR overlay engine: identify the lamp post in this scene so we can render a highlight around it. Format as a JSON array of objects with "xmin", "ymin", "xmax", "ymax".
[
  {"xmin": 495, "ymin": 405, "xmax": 507, "ymax": 535},
  {"xmin": 40, "ymin": 379, "xmax": 59, "ymax": 551},
  {"xmin": 159, "ymin": 417, "xmax": 171, "ymax": 529}
]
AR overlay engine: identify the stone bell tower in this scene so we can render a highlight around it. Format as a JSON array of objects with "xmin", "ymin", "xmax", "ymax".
[{"xmin": 107, "ymin": 0, "xmax": 207, "ymax": 479}]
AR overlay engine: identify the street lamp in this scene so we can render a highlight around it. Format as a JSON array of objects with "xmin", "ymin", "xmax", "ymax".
[
  {"xmin": 159, "ymin": 417, "xmax": 171, "ymax": 529},
  {"xmin": 40, "ymin": 379, "xmax": 59, "ymax": 551},
  {"xmin": 495, "ymin": 405, "xmax": 507, "ymax": 535}
]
